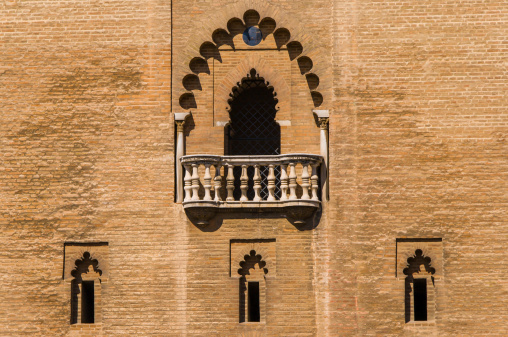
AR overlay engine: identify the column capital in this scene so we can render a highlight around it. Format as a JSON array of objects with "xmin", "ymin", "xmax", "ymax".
[
  {"xmin": 318, "ymin": 117, "xmax": 329, "ymax": 130},
  {"xmin": 174, "ymin": 112, "xmax": 191, "ymax": 132},
  {"xmin": 313, "ymin": 110, "xmax": 329, "ymax": 130}
]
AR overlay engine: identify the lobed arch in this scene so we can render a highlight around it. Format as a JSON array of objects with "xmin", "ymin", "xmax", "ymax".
[
  {"xmin": 70, "ymin": 252, "xmax": 103, "ymax": 325},
  {"xmin": 174, "ymin": 3, "xmax": 321, "ymax": 60},
  {"xmin": 71, "ymin": 251, "xmax": 102, "ymax": 283},
  {"xmin": 238, "ymin": 250, "xmax": 269, "ymax": 277},
  {"xmin": 214, "ymin": 55, "xmax": 292, "ymax": 124},
  {"xmin": 177, "ymin": 8, "xmax": 325, "ymax": 112},
  {"xmin": 403, "ymin": 249, "xmax": 436, "ymax": 281},
  {"xmin": 232, "ymin": 245, "xmax": 274, "ymax": 278}
]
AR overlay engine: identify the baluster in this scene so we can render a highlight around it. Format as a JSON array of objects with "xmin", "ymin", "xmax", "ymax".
[
  {"xmin": 226, "ymin": 164, "xmax": 235, "ymax": 201},
  {"xmin": 253, "ymin": 165, "xmax": 261, "ymax": 201},
  {"xmin": 280, "ymin": 164, "xmax": 288, "ymax": 201},
  {"xmin": 183, "ymin": 164, "xmax": 192, "ymax": 202},
  {"xmin": 311, "ymin": 163, "xmax": 319, "ymax": 201},
  {"xmin": 191, "ymin": 164, "xmax": 200, "ymax": 200},
  {"xmin": 213, "ymin": 164, "xmax": 222, "ymax": 201},
  {"xmin": 203, "ymin": 163, "xmax": 212, "ymax": 201},
  {"xmin": 240, "ymin": 165, "xmax": 248, "ymax": 201},
  {"xmin": 267, "ymin": 164, "xmax": 276, "ymax": 201},
  {"xmin": 288, "ymin": 162, "xmax": 297, "ymax": 200},
  {"xmin": 301, "ymin": 162, "xmax": 310, "ymax": 200}
]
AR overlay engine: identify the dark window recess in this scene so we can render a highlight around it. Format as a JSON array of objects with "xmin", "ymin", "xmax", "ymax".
[
  {"xmin": 81, "ymin": 281, "xmax": 95, "ymax": 323},
  {"xmin": 227, "ymin": 69, "xmax": 281, "ymax": 200},
  {"xmin": 248, "ymin": 282, "xmax": 260, "ymax": 322},
  {"xmin": 413, "ymin": 279, "xmax": 427, "ymax": 321}
]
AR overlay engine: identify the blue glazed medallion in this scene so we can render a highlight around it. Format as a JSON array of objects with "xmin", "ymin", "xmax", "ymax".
[{"xmin": 243, "ymin": 26, "xmax": 263, "ymax": 46}]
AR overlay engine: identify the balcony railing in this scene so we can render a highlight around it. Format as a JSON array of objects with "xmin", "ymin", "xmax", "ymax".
[{"xmin": 180, "ymin": 154, "xmax": 323, "ymax": 226}]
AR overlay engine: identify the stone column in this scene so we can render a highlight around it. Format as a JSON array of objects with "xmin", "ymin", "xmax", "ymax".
[
  {"xmin": 313, "ymin": 110, "xmax": 329, "ymax": 200},
  {"xmin": 175, "ymin": 112, "xmax": 191, "ymax": 203}
]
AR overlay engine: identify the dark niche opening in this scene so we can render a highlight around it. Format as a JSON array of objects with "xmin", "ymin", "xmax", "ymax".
[
  {"xmin": 226, "ymin": 69, "xmax": 281, "ymax": 200},
  {"xmin": 403, "ymin": 249, "xmax": 435, "ymax": 323},
  {"xmin": 70, "ymin": 251, "xmax": 102, "ymax": 324},
  {"xmin": 248, "ymin": 281, "xmax": 260, "ymax": 322},
  {"xmin": 227, "ymin": 69, "xmax": 279, "ymax": 157},
  {"xmin": 413, "ymin": 279, "xmax": 427, "ymax": 321},
  {"xmin": 81, "ymin": 281, "xmax": 95, "ymax": 324}
]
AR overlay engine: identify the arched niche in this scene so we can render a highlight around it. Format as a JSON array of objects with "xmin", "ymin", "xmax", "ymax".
[{"xmin": 213, "ymin": 55, "xmax": 292, "ymax": 125}]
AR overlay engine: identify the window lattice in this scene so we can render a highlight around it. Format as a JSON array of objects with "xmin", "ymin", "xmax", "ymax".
[{"xmin": 227, "ymin": 69, "xmax": 281, "ymax": 200}]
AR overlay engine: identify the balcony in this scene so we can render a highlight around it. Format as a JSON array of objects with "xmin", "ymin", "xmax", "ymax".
[{"xmin": 180, "ymin": 154, "xmax": 324, "ymax": 226}]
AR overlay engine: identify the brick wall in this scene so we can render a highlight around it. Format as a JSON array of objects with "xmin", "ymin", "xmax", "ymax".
[{"xmin": 0, "ymin": 0, "xmax": 506, "ymax": 336}]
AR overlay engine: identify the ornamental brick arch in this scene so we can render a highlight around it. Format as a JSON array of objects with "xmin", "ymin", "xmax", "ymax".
[
  {"xmin": 173, "ymin": 1, "xmax": 314, "ymax": 56},
  {"xmin": 231, "ymin": 243, "xmax": 276, "ymax": 279},
  {"xmin": 213, "ymin": 55, "xmax": 292, "ymax": 125},
  {"xmin": 176, "ymin": 8, "xmax": 325, "ymax": 114}
]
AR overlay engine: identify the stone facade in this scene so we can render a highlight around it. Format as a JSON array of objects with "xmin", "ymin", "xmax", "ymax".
[{"xmin": 0, "ymin": 0, "xmax": 507, "ymax": 336}]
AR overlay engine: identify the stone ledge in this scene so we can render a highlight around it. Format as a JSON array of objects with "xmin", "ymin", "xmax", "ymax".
[{"xmin": 183, "ymin": 199, "xmax": 320, "ymax": 226}]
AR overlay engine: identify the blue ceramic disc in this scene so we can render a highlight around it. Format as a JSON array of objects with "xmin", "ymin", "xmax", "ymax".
[{"xmin": 243, "ymin": 26, "xmax": 263, "ymax": 46}]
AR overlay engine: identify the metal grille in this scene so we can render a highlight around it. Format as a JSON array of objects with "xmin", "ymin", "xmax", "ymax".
[{"xmin": 228, "ymin": 69, "xmax": 281, "ymax": 200}]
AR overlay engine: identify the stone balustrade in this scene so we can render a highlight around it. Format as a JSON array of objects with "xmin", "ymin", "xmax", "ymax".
[{"xmin": 180, "ymin": 154, "xmax": 324, "ymax": 226}]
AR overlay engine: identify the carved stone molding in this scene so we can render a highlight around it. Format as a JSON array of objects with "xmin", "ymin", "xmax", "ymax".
[
  {"xmin": 285, "ymin": 204, "xmax": 317, "ymax": 225},
  {"xmin": 183, "ymin": 201, "xmax": 219, "ymax": 227}
]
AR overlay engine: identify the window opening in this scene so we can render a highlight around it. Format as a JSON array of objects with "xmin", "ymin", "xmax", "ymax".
[
  {"xmin": 238, "ymin": 250, "xmax": 268, "ymax": 323},
  {"xmin": 70, "ymin": 252, "xmax": 102, "ymax": 325},
  {"xmin": 81, "ymin": 281, "xmax": 95, "ymax": 323},
  {"xmin": 403, "ymin": 249, "xmax": 435, "ymax": 323},
  {"xmin": 227, "ymin": 69, "xmax": 281, "ymax": 200},
  {"xmin": 413, "ymin": 279, "xmax": 427, "ymax": 321},
  {"xmin": 248, "ymin": 282, "xmax": 260, "ymax": 322}
]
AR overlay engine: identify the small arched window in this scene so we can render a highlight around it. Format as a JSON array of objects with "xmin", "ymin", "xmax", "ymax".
[
  {"xmin": 238, "ymin": 250, "xmax": 268, "ymax": 323},
  {"xmin": 403, "ymin": 249, "xmax": 436, "ymax": 323},
  {"xmin": 70, "ymin": 252, "xmax": 103, "ymax": 325}
]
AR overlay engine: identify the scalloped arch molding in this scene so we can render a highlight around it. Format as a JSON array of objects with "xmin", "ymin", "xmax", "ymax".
[{"xmin": 178, "ymin": 9, "xmax": 324, "ymax": 111}]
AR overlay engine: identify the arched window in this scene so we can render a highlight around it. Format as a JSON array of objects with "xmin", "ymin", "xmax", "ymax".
[
  {"xmin": 403, "ymin": 249, "xmax": 436, "ymax": 323},
  {"xmin": 238, "ymin": 250, "xmax": 268, "ymax": 323},
  {"xmin": 226, "ymin": 68, "xmax": 280, "ymax": 157},
  {"xmin": 70, "ymin": 252, "xmax": 103, "ymax": 324},
  {"xmin": 226, "ymin": 69, "xmax": 281, "ymax": 200}
]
